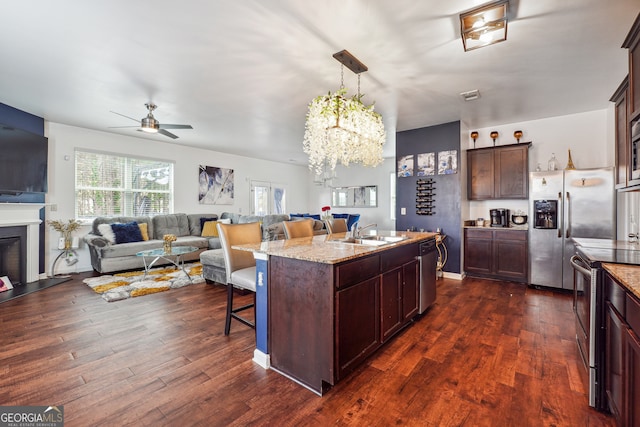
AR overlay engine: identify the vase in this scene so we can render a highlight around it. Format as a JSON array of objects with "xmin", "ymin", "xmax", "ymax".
[
  {"xmin": 64, "ymin": 237, "xmax": 72, "ymax": 250},
  {"xmin": 163, "ymin": 241, "xmax": 172, "ymax": 254}
]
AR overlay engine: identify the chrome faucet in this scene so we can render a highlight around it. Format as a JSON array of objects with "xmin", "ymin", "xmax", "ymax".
[{"xmin": 353, "ymin": 222, "xmax": 377, "ymax": 237}]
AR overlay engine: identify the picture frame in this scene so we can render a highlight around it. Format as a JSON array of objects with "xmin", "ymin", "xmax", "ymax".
[
  {"xmin": 0, "ymin": 276, "xmax": 13, "ymax": 292},
  {"xmin": 198, "ymin": 165, "xmax": 234, "ymax": 205}
]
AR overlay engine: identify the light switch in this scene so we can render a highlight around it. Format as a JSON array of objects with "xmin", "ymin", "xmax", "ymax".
[{"xmin": 401, "ymin": 207, "xmax": 406, "ymax": 215}]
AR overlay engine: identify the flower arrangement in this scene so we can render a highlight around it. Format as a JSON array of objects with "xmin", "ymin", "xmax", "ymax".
[
  {"xmin": 163, "ymin": 234, "xmax": 177, "ymax": 253},
  {"xmin": 47, "ymin": 219, "xmax": 82, "ymax": 249},
  {"xmin": 321, "ymin": 205, "xmax": 331, "ymax": 220}
]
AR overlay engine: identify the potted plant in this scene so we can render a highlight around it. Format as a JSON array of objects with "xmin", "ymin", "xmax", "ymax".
[{"xmin": 47, "ymin": 219, "xmax": 82, "ymax": 250}]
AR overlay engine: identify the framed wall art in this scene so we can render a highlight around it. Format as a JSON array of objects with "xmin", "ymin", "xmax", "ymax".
[
  {"xmin": 417, "ymin": 152, "xmax": 435, "ymax": 176},
  {"xmin": 397, "ymin": 155, "xmax": 414, "ymax": 177},
  {"xmin": 198, "ymin": 165, "xmax": 234, "ymax": 204},
  {"xmin": 438, "ymin": 150, "xmax": 458, "ymax": 175}
]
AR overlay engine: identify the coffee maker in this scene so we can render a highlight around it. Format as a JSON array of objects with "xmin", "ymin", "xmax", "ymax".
[{"xmin": 490, "ymin": 208, "xmax": 510, "ymax": 227}]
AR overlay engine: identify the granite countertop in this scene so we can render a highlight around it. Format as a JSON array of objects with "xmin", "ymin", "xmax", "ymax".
[
  {"xmin": 463, "ymin": 224, "xmax": 528, "ymax": 231},
  {"xmin": 233, "ymin": 230, "xmax": 438, "ymax": 264},
  {"xmin": 603, "ymin": 263, "xmax": 640, "ymax": 300}
]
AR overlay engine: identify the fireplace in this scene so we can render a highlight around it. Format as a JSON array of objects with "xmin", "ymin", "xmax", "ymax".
[
  {"xmin": 0, "ymin": 226, "xmax": 26, "ymax": 285},
  {"xmin": 0, "ymin": 203, "xmax": 44, "ymax": 283}
]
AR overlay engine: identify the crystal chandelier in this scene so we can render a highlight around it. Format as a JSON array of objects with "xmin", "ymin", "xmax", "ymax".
[{"xmin": 303, "ymin": 50, "xmax": 386, "ymax": 176}]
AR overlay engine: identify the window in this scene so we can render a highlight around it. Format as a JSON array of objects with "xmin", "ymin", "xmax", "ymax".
[
  {"xmin": 250, "ymin": 181, "xmax": 286, "ymax": 215},
  {"xmin": 75, "ymin": 150, "xmax": 174, "ymax": 219}
]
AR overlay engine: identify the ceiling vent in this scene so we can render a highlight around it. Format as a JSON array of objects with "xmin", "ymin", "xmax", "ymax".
[{"xmin": 460, "ymin": 89, "xmax": 480, "ymax": 101}]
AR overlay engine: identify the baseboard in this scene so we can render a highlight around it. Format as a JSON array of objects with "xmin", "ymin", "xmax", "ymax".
[
  {"xmin": 440, "ymin": 271, "xmax": 463, "ymax": 280},
  {"xmin": 253, "ymin": 349, "xmax": 270, "ymax": 369}
]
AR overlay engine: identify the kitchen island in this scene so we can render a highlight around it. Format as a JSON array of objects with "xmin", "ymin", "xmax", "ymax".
[{"xmin": 234, "ymin": 230, "xmax": 437, "ymax": 395}]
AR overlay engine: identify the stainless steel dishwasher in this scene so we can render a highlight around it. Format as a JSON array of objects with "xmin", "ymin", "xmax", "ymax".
[{"xmin": 418, "ymin": 238, "xmax": 437, "ymax": 314}]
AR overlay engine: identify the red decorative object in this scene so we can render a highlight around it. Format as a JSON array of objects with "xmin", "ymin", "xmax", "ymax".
[{"xmin": 322, "ymin": 206, "xmax": 331, "ymax": 212}]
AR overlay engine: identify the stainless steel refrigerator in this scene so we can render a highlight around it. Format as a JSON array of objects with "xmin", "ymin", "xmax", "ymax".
[{"xmin": 528, "ymin": 168, "xmax": 616, "ymax": 290}]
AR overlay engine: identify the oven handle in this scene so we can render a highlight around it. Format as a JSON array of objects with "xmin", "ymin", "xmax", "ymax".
[{"xmin": 570, "ymin": 254, "xmax": 591, "ymax": 277}]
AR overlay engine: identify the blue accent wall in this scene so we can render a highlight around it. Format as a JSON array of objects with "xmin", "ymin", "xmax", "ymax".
[
  {"xmin": 396, "ymin": 121, "xmax": 461, "ymax": 274},
  {"xmin": 0, "ymin": 103, "xmax": 46, "ymax": 275}
]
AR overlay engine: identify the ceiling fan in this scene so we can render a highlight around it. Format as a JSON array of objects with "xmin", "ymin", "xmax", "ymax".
[{"xmin": 110, "ymin": 103, "xmax": 193, "ymax": 139}]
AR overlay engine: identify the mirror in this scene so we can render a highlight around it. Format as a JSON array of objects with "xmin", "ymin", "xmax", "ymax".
[{"xmin": 331, "ymin": 185, "xmax": 377, "ymax": 208}]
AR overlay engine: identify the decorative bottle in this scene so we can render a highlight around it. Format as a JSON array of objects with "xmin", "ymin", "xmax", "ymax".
[{"xmin": 548, "ymin": 153, "xmax": 559, "ymax": 171}]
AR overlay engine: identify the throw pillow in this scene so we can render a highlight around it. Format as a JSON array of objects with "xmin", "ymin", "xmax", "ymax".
[
  {"xmin": 138, "ymin": 222, "xmax": 149, "ymax": 241},
  {"xmin": 97, "ymin": 223, "xmax": 116, "ymax": 244},
  {"xmin": 111, "ymin": 221, "xmax": 144, "ymax": 244},
  {"xmin": 201, "ymin": 220, "xmax": 219, "ymax": 237},
  {"xmin": 199, "ymin": 217, "xmax": 217, "ymax": 231}
]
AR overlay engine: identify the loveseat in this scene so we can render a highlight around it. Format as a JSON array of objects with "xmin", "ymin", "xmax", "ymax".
[{"xmin": 83, "ymin": 212, "xmax": 325, "ymax": 276}]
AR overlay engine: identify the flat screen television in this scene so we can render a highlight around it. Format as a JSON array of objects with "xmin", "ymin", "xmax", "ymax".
[{"xmin": 0, "ymin": 124, "xmax": 48, "ymax": 194}]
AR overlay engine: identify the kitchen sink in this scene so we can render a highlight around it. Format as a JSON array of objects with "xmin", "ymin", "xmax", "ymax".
[{"xmin": 328, "ymin": 235, "xmax": 409, "ymax": 246}]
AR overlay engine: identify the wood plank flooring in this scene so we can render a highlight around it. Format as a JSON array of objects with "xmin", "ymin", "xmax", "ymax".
[{"xmin": 0, "ymin": 273, "xmax": 614, "ymax": 426}]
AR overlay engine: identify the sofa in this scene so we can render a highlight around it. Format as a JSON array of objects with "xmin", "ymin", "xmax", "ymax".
[{"xmin": 83, "ymin": 212, "xmax": 325, "ymax": 277}]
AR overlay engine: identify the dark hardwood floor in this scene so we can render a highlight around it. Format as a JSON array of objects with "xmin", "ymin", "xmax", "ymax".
[{"xmin": 0, "ymin": 273, "xmax": 614, "ymax": 426}]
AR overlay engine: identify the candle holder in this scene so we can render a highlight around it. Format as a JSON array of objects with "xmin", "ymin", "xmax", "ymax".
[
  {"xmin": 470, "ymin": 131, "xmax": 479, "ymax": 148},
  {"xmin": 514, "ymin": 130, "xmax": 523, "ymax": 143},
  {"xmin": 490, "ymin": 131, "xmax": 499, "ymax": 146}
]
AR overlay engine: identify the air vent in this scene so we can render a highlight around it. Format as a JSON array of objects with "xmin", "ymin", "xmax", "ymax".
[{"xmin": 460, "ymin": 89, "xmax": 480, "ymax": 101}]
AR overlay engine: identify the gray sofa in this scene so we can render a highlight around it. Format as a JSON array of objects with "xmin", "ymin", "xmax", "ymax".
[{"xmin": 83, "ymin": 212, "xmax": 325, "ymax": 276}]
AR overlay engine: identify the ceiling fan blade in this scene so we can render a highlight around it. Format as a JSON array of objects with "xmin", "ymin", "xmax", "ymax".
[
  {"xmin": 158, "ymin": 129, "xmax": 179, "ymax": 139},
  {"xmin": 159, "ymin": 124, "xmax": 193, "ymax": 130},
  {"xmin": 110, "ymin": 110, "xmax": 141, "ymax": 123}
]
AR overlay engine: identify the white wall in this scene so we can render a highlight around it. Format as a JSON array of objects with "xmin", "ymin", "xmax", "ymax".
[
  {"xmin": 45, "ymin": 122, "xmax": 311, "ymax": 275},
  {"xmin": 461, "ymin": 109, "xmax": 614, "ymax": 221},
  {"xmin": 307, "ymin": 158, "xmax": 396, "ymax": 231}
]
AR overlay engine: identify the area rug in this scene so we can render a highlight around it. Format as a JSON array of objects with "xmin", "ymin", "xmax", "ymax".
[{"xmin": 83, "ymin": 262, "xmax": 204, "ymax": 302}]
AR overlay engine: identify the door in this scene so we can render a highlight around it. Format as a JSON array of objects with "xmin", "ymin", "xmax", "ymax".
[
  {"xmin": 529, "ymin": 171, "xmax": 563, "ymax": 288},
  {"xmin": 250, "ymin": 181, "xmax": 287, "ymax": 215},
  {"xmin": 562, "ymin": 168, "xmax": 615, "ymax": 290}
]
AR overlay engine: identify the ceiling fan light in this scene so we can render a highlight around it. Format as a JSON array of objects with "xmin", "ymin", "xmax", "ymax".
[{"xmin": 140, "ymin": 127, "xmax": 158, "ymax": 133}]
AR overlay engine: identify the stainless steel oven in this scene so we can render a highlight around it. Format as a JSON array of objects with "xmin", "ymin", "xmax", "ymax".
[{"xmin": 570, "ymin": 252, "xmax": 604, "ymax": 410}]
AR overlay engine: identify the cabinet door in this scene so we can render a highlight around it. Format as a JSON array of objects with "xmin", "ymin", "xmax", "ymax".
[
  {"xmin": 464, "ymin": 229, "xmax": 493, "ymax": 275},
  {"xmin": 493, "ymin": 231, "xmax": 528, "ymax": 282},
  {"xmin": 494, "ymin": 145, "xmax": 529, "ymax": 199},
  {"xmin": 381, "ymin": 267, "xmax": 402, "ymax": 342},
  {"xmin": 467, "ymin": 149, "xmax": 495, "ymax": 200},
  {"xmin": 612, "ymin": 77, "xmax": 630, "ymax": 188},
  {"xmin": 336, "ymin": 276, "xmax": 380, "ymax": 380},
  {"xmin": 606, "ymin": 302, "xmax": 626, "ymax": 426},
  {"xmin": 626, "ymin": 327, "xmax": 640, "ymax": 427},
  {"xmin": 402, "ymin": 259, "xmax": 419, "ymax": 321}
]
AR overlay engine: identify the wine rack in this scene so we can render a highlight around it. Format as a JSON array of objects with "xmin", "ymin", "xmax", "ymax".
[{"xmin": 416, "ymin": 178, "xmax": 435, "ymax": 215}]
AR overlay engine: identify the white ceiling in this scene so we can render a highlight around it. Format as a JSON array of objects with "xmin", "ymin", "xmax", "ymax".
[{"xmin": 0, "ymin": 1, "xmax": 637, "ymax": 166}]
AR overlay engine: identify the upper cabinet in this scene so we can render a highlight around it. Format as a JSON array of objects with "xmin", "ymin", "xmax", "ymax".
[
  {"xmin": 467, "ymin": 143, "xmax": 531, "ymax": 200},
  {"xmin": 616, "ymin": 13, "xmax": 640, "ymax": 190}
]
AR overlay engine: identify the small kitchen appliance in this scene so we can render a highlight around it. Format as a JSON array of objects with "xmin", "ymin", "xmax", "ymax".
[{"xmin": 489, "ymin": 208, "xmax": 509, "ymax": 227}]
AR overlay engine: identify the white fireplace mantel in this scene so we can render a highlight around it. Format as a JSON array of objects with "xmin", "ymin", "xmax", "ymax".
[{"xmin": 0, "ymin": 203, "xmax": 45, "ymax": 283}]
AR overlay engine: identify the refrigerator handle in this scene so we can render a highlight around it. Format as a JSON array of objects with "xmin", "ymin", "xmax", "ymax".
[
  {"xmin": 557, "ymin": 192, "xmax": 562, "ymax": 238},
  {"xmin": 566, "ymin": 191, "xmax": 571, "ymax": 238}
]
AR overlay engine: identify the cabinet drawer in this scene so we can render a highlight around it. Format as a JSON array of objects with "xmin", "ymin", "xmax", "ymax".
[
  {"xmin": 336, "ymin": 255, "xmax": 380, "ymax": 289},
  {"xmin": 380, "ymin": 243, "xmax": 418, "ymax": 271},
  {"xmin": 606, "ymin": 274, "xmax": 627, "ymax": 316},
  {"xmin": 493, "ymin": 230, "xmax": 526, "ymax": 241},
  {"xmin": 465, "ymin": 228, "xmax": 492, "ymax": 239},
  {"xmin": 626, "ymin": 293, "xmax": 640, "ymax": 333}
]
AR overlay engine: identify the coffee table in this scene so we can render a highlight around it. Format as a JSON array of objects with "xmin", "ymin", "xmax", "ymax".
[{"xmin": 135, "ymin": 246, "xmax": 198, "ymax": 281}]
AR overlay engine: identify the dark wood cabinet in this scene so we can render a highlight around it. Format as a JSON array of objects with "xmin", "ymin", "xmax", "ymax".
[
  {"xmin": 336, "ymin": 275, "xmax": 380, "ymax": 379},
  {"xmin": 606, "ymin": 302, "xmax": 626, "ymax": 425},
  {"xmin": 380, "ymin": 259, "xmax": 419, "ymax": 342},
  {"xmin": 269, "ymin": 241, "xmax": 423, "ymax": 394},
  {"xmin": 467, "ymin": 143, "xmax": 530, "ymax": 200},
  {"xmin": 603, "ymin": 270, "xmax": 640, "ymax": 426},
  {"xmin": 616, "ymin": 14, "xmax": 640, "ymax": 189},
  {"xmin": 611, "ymin": 77, "xmax": 630, "ymax": 189},
  {"xmin": 464, "ymin": 228, "xmax": 528, "ymax": 283}
]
